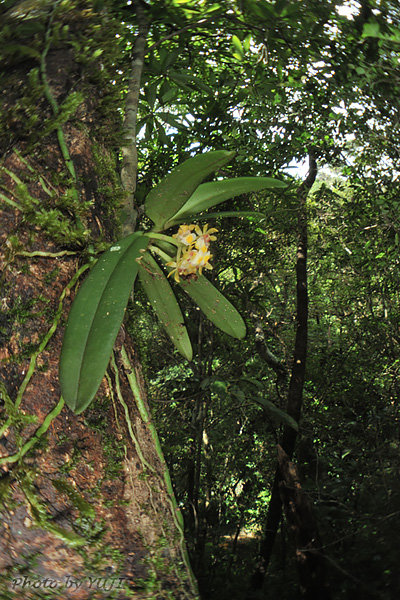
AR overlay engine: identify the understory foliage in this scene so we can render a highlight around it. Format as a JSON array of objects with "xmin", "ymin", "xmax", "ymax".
[
  {"xmin": 144, "ymin": 177, "xmax": 400, "ymax": 600},
  {"xmin": 120, "ymin": 1, "xmax": 400, "ymax": 598},
  {"xmin": 1, "ymin": 0, "xmax": 400, "ymax": 598}
]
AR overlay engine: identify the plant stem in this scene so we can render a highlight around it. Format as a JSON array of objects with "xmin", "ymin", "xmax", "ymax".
[
  {"xmin": 0, "ymin": 263, "xmax": 90, "ymax": 438},
  {"xmin": 0, "ymin": 397, "xmax": 64, "ymax": 465},
  {"xmin": 143, "ymin": 232, "xmax": 183, "ymax": 247}
]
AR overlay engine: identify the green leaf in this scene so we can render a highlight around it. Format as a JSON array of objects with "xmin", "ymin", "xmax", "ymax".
[
  {"xmin": 159, "ymin": 82, "xmax": 178, "ymax": 105},
  {"xmin": 171, "ymin": 210, "xmax": 266, "ymax": 224},
  {"xmin": 232, "ymin": 35, "xmax": 244, "ymax": 58},
  {"xmin": 144, "ymin": 119, "xmax": 154, "ymax": 140},
  {"xmin": 210, "ymin": 379, "xmax": 229, "ymax": 395},
  {"xmin": 160, "ymin": 47, "xmax": 180, "ymax": 70},
  {"xmin": 59, "ymin": 232, "xmax": 148, "ymax": 414},
  {"xmin": 179, "ymin": 275, "xmax": 246, "ymax": 339},
  {"xmin": 164, "ymin": 177, "xmax": 287, "ymax": 227},
  {"xmin": 92, "ymin": 48, "xmax": 103, "ymax": 59},
  {"xmin": 144, "ymin": 150, "xmax": 235, "ymax": 230},
  {"xmin": 362, "ymin": 22, "xmax": 381, "ymax": 38},
  {"xmin": 169, "ymin": 71, "xmax": 214, "ymax": 94},
  {"xmin": 256, "ymin": 398, "xmax": 298, "ymax": 431},
  {"xmin": 240, "ymin": 376, "xmax": 264, "ymax": 389},
  {"xmin": 233, "ymin": 52, "xmax": 244, "ymax": 62},
  {"xmin": 145, "ymin": 81, "xmax": 158, "ymax": 109},
  {"xmin": 3, "ymin": 44, "xmax": 41, "ymax": 59},
  {"xmin": 158, "ymin": 112, "xmax": 186, "ymax": 130},
  {"xmin": 138, "ymin": 252, "xmax": 193, "ymax": 360},
  {"xmin": 243, "ymin": 34, "xmax": 252, "ymax": 52}
]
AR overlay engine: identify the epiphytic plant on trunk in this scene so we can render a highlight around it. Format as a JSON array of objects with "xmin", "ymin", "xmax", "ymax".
[{"xmin": 59, "ymin": 150, "xmax": 286, "ymax": 414}]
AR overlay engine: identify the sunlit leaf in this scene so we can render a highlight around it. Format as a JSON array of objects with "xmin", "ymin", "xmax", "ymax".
[
  {"xmin": 164, "ymin": 177, "xmax": 287, "ymax": 227},
  {"xmin": 144, "ymin": 150, "xmax": 235, "ymax": 230},
  {"xmin": 59, "ymin": 232, "xmax": 148, "ymax": 414},
  {"xmin": 138, "ymin": 252, "xmax": 192, "ymax": 360},
  {"xmin": 232, "ymin": 35, "xmax": 244, "ymax": 58},
  {"xmin": 92, "ymin": 48, "xmax": 103, "ymax": 59},
  {"xmin": 160, "ymin": 46, "xmax": 180, "ymax": 70},
  {"xmin": 243, "ymin": 34, "xmax": 252, "ymax": 52},
  {"xmin": 362, "ymin": 22, "xmax": 380, "ymax": 38},
  {"xmin": 158, "ymin": 112, "xmax": 186, "ymax": 130}
]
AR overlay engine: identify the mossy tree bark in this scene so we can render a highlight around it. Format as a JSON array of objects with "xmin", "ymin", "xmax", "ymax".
[{"xmin": 0, "ymin": 2, "xmax": 197, "ymax": 599}]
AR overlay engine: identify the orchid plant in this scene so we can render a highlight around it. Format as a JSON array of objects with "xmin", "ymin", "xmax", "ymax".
[{"xmin": 59, "ymin": 151, "xmax": 286, "ymax": 414}]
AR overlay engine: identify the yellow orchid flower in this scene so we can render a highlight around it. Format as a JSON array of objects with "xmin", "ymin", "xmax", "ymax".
[
  {"xmin": 166, "ymin": 223, "xmax": 217, "ymax": 281},
  {"xmin": 194, "ymin": 224, "xmax": 218, "ymax": 248},
  {"xmin": 172, "ymin": 224, "xmax": 197, "ymax": 246}
]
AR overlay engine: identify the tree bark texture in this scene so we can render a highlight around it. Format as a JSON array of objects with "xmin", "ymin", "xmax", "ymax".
[
  {"xmin": 120, "ymin": 0, "xmax": 150, "ymax": 236},
  {"xmin": 0, "ymin": 3, "xmax": 197, "ymax": 599}
]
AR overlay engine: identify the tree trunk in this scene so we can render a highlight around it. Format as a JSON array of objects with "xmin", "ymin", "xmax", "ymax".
[
  {"xmin": 277, "ymin": 445, "xmax": 331, "ymax": 600},
  {"xmin": 253, "ymin": 152, "xmax": 329, "ymax": 598},
  {"xmin": 0, "ymin": 3, "xmax": 197, "ymax": 598}
]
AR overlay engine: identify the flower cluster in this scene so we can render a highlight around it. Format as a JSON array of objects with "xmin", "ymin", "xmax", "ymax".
[{"xmin": 167, "ymin": 224, "xmax": 218, "ymax": 282}]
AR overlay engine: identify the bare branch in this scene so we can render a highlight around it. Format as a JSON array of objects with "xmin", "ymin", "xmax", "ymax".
[{"xmin": 120, "ymin": 0, "xmax": 149, "ymax": 236}]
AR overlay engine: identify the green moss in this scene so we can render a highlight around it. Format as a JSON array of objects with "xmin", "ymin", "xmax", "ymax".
[
  {"xmin": 0, "ymin": 473, "xmax": 13, "ymax": 505},
  {"xmin": 84, "ymin": 396, "xmax": 126, "ymax": 481},
  {"xmin": 8, "ymin": 295, "xmax": 47, "ymax": 326},
  {"xmin": 43, "ymin": 266, "xmax": 60, "ymax": 285},
  {"xmin": 0, "ymin": 65, "xmax": 46, "ymax": 150},
  {"xmin": 40, "ymin": 91, "xmax": 85, "ymax": 139},
  {"xmin": 58, "ymin": 440, "xmax": 83, "ymax": 476},
  {"xmin": 51, "ymin": 478, "xmax": 96, "ymax": 520},
  {"xmin": 73, "ymin": 515, "xmax": 105, "ymax": 542},
  {"xmin": 19, "ymin": 471, "xmax": 95, "ymax": 548},
  {"xmin": 91, "ymin": 141, "xmax": 125, "ymax": 235},
  {"xmin": 0, "ymin": 381, "xmax": 38, "ymax": 441},
  {"xmin": 8, "ymin": 342, "xmax": 40, "ymax": 364},
  {"xmin": 134, "ymin": 535, "xmax": 185, "ymax": 599},
  {"xmin": 1, "ymin": 168, "xmax": 90, "ymax": 246}
]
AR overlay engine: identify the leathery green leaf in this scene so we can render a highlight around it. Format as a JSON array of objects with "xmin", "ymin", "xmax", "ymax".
[
  {"xmin": 165, "ymin": 177, "xmax": 287, "ymax": 228},
  {"xmin": 180, "ymin": 275, "xmax": 246, "ymax": 339},
  {"xmin": 59, "ymin": 232, "xmax": 148, "ymax": 414},
  {"xmin": 144, "ymin": 150, "xmax": 235, "ymax": 230},
  {"xmin": 255, "ymin": 398, "xmax": 299, "ymax": 432},
  {"xmin": 139, "ymin": 252, "xmax": 193, "ymax": 360},
  {"xmin": 170, "ymin": 210, "xmax": 266, "ymax": 224}
]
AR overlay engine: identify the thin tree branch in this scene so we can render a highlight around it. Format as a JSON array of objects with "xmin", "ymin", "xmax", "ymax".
[
  {"xmin": 251, "ymin": 313, "xmax": 287, "ymax": 377},
  {"xmin": 121, "ymin": 0, "xmax": 149, "ymax": 236},
  {"xmin": 147, "ymin": 17, "xmax": 216, "ymax": 54}
]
